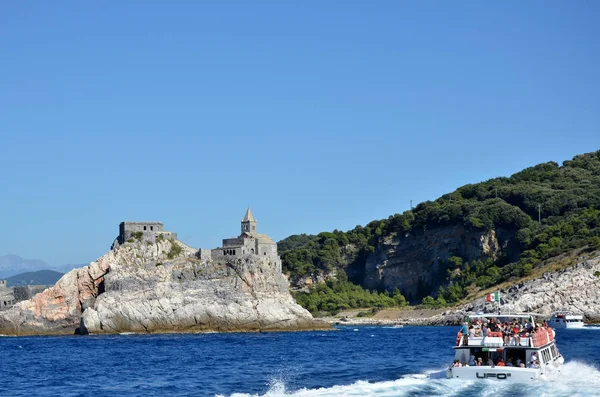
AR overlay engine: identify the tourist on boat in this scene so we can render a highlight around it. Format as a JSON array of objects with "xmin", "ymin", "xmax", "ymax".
[
  {"xmin": 529, "ymin": 360, "xmax": 540, "ymax": 369},
  {"xmin": 469, "ymin": 325, "xmax": 476, "ymax": 338},
  {"xmin": 503, "ymin": 321, "xmax": 510, "ymax": 345},
  {"xmin": 482, "ymin": 322, "xmax": 488, "ymax": 337},
  {"xmin": 476, "ymin": 357, "xmax": 483, "ymax": 366},
  {"xmin": 468, "ymin": 355, "xmax": 475, "ymax": 366},
  {"xmin": 497, "ymin": 358, "xmax": 505, "ymax": 366},
  {"xmin": 512, "ymin": 322, "xmax": 520, "ymax": 345},
  {"xmin": 531, "ymin": 352, "xmax": 539, "ymax": 363}
]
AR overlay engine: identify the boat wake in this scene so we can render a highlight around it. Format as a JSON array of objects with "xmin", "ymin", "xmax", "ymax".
[
  {"xmin": 583, "ymin": 326, "xmax": 600, "ymax": 330},
  {"xmin": 216, "ymin": 361, "xmax": 600, "ymax": 397}
]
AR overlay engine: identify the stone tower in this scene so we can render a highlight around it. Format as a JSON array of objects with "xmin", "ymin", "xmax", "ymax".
[{"xmin": 241, "ymin": 208, "xmax": 257, "ymax": 235}]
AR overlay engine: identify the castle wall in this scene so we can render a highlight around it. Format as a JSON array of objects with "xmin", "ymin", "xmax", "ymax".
[
  {"xmin": 0, "ymin": 282, "xmax": 14, "ymax": 310},
  {"xmin": 0, "ymin": 284, "xmax": 47, "ymax": 311},
  {"xmin": 197, "ymin": 249, "xmax": 212, "ymax": 261},
  {"xmin": 257, "ymin": 243, "xmax": 277, "ymax": 257},
  {"xmin": 223, "ymin": 237, "xmax": 244, "ymax": 247},
  {"xmin": 115, "ymin": 222, "xmax": 175, "ymax": 248}
]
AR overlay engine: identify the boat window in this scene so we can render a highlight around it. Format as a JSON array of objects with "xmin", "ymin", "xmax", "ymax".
[
  {"xmin": 504, "ymin": 348, "xmax": 526, "ymax": 367},
  {"xmin": 542, "ymin": 348, "xmax": 552, "ymax": 364}
]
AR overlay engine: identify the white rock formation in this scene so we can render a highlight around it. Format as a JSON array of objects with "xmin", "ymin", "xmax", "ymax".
[
  {"xmin": 0, "ymin": 239, "xmax": 326, "ymax": 335},
  {"xmin": 428, "ymin": 254, "xmax": 600, "ymax": 325}
]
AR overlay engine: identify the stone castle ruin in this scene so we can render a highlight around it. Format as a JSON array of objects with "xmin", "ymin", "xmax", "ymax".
[
  {"xmin": 0, "ymin": 279, "xmax": 14, "ymax": 309},
  {"xmin": 2, "ymin": 209, "xmax": 282, "ymax": 312},
  {"xmin": 113, "ymin": 222, "xmax": 178, "ymax": 248},
  {"xmin": 1, "ymin": 279, "xmax": 48, "ymax": 311},
  {"xmin": 116, "ymin": 208, "xmax": 282, "ymax": 273}
]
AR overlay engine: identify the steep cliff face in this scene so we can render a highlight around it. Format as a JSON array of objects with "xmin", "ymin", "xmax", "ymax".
[
  {"xmin": 363, "ymin": 225, "xmax": 517, "ymax": 301},
  {"xmin": 0, "ymin": 239, "xmax": 325, "ymax": 335}
]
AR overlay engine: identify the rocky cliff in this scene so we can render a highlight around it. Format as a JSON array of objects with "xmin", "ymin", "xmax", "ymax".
[
  {"xmin": 362, "ymin": 225, "xmax": 517, "ymax": 301},
  {"xmin": 425, "ymin": 253, "xmax": 600, "ymax": 325},
  {"xmin": 0, "ymin": 238, "xmax": 326, "ymax": 335}
]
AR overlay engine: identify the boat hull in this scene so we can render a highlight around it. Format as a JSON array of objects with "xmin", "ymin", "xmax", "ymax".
[
  {"xmin": 551, "ymin": 322, "xmax": 585, "ymax": 329},
  {"xmin": 446, "ymin": 365, "xmax": 559, "ymax": 381}
]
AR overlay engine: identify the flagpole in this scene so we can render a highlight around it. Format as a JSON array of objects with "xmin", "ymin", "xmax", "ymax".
[{"xmin": 497, "ymin": 291, "xmax": 500, "ymax": 314}]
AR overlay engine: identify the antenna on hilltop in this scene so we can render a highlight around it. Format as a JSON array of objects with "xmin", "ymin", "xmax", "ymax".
[
  {"xmin": 538, "ymin": 203, "xmax": 542, "ymax": 223},
  {"xmin": 410, "ymin": 200, "xmax": 413, "ymax": 210}
]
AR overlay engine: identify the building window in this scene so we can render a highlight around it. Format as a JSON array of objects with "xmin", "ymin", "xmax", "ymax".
[
  {"xmin": 151, "ymin": 226, "xmax": 154, "ymax": 231},
  {"xmin": 144, "ymin": 226, "xmax": 147, "ymax": 231}
]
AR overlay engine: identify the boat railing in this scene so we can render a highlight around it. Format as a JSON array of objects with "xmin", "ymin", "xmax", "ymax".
[
  {"xmin": 467, "ymin": 336, "xmax": 504, "ymax": 347},
  {"xmin": 531, "ymin": 327, "xmax": 554, "ymax": 347},
  {"xmin": 455, "ymin": 328, "xmax": 553, "ymax": 348}
]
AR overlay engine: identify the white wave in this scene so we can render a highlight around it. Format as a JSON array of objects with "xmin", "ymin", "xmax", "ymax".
[
  {"xmin": 215, "ymin": 362, "xmax": 600, "ymax": 397},
  {"xmin": 217, "ymin": 377, "xmax": 470, "ymax": 397}
]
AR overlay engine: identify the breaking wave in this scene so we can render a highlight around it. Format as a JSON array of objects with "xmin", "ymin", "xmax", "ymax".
[{"xmin": 216, "ymin": 361, "xmax": 600, "ymax": 397}]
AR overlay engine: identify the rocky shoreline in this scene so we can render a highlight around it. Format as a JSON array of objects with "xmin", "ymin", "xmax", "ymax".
[
  {"xmin": 321, "ymin": 254, "xmax": 600, "ymax": 327},
  {"xmin": 0, "ymin": 238, "xmax": 328, "ymax": 336}
]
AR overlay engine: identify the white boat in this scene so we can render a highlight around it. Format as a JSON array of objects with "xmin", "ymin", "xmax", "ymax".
[
  {"xmin": 446, "ymin": 314, "xmax": 564, "ymax": 381},
  {"xmin": 548, "ymin": 312, "xmax": 585, "ymax": 329}
]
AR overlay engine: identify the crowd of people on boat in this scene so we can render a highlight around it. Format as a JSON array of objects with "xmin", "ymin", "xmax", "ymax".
[
  {"xmin": 457, "ymin": 317, "xmax": 550, "ymax": 346},
  {"xmin": 450, "ymin": 352, "xmax": 542, "ymax": 368}
]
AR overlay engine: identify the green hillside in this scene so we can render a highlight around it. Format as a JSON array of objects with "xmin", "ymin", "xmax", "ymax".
[{"xmin": 281, "ymin": 150, "xmax": 600, "ymax": 314}]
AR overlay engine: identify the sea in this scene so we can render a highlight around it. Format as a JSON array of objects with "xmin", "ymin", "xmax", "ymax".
[{"xmin": 1, "ymin": 325, "xmax": 600, "ymax": 397}]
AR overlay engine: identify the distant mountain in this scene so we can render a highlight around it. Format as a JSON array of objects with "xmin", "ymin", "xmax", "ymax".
[
  {"xmin": 5, "ymin": 270, "xmax": 64, "ymax": 287},
  {"xmin": 0, "ymin": 254, "xmax": 52, "ymax": 278},
  {"xmin": 0, "ymin": 254, "xmax": 85, "ymax": 279}
]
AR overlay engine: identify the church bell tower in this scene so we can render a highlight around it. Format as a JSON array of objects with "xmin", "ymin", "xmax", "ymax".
[{"xmin": 241, "ymin": 208, "xmax": 257, "ymax": 235}]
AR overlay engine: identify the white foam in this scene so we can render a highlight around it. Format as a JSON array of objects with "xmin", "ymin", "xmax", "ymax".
[{"xmin": 215, "ymin": 362, "xmax": 600, "ymax": 397}]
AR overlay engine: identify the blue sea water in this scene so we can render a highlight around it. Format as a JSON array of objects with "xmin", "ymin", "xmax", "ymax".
[{"xmin": 1, "ymin": 325, "xmax": 600, "ymax": 397}]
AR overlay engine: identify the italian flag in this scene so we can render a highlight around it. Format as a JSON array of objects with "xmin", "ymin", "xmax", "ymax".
[{"xmin": 486, "ymin": 292, "xmax": 500, "ymax": 302}]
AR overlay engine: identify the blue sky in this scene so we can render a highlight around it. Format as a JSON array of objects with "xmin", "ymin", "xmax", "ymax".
[{"xmin": 1, "ymin": 1, "xmax": 599, "ymax": 266}]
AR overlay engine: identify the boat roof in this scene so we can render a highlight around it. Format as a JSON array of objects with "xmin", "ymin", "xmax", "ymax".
[{"xmin": 467, "ymin": 313, "xmax": 542, "ymax": 320}]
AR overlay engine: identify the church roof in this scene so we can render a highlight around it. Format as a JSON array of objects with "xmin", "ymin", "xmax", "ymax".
[
  {"xmin": 242, "ymin": 207, "xmax": 256, "ymax": 222},
  {"xmin": 255, "ymin": 233, "xmax": 275, "ymax": 244}
]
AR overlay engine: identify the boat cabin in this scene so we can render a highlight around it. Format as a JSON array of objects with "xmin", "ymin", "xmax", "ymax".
[
  {"xmin": 453, "ymin": 314, "xmax": 560, "ymax": 368},
  {"xmin": 548, "ymin": 312, "xmax": 585, "ymax": 328}
]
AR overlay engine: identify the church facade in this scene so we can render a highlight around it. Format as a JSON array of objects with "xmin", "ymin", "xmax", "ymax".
[{"xmin": 196, "ymin": 208, "xmax": 282, "ymax": 273}]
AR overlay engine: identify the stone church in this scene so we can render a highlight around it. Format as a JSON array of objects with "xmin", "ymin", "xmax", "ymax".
[{"xmin": 209, "ymin": 208, "xmax": 282, "ymax": 272}]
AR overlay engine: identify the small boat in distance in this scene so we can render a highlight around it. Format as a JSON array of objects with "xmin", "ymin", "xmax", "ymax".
[
  {"xmin": 548, "ymin": 311, "xmax": 585, "ymax": 329},
  {"xmin": 446, "ymin": 313, "xmax": 564, "ymax": 381}
]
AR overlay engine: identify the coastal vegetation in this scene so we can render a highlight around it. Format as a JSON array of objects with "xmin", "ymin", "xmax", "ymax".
[
  {"xmin": 167, "ymin": 242, "xmax": 183, "ymax": 259},
  {"xmin": 291, "ymin": 271, "xmax": 407, "ymax": 316},
  {"xmin": 280, "ymin": 151, "xmax": 600, "ymax": 314}
]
